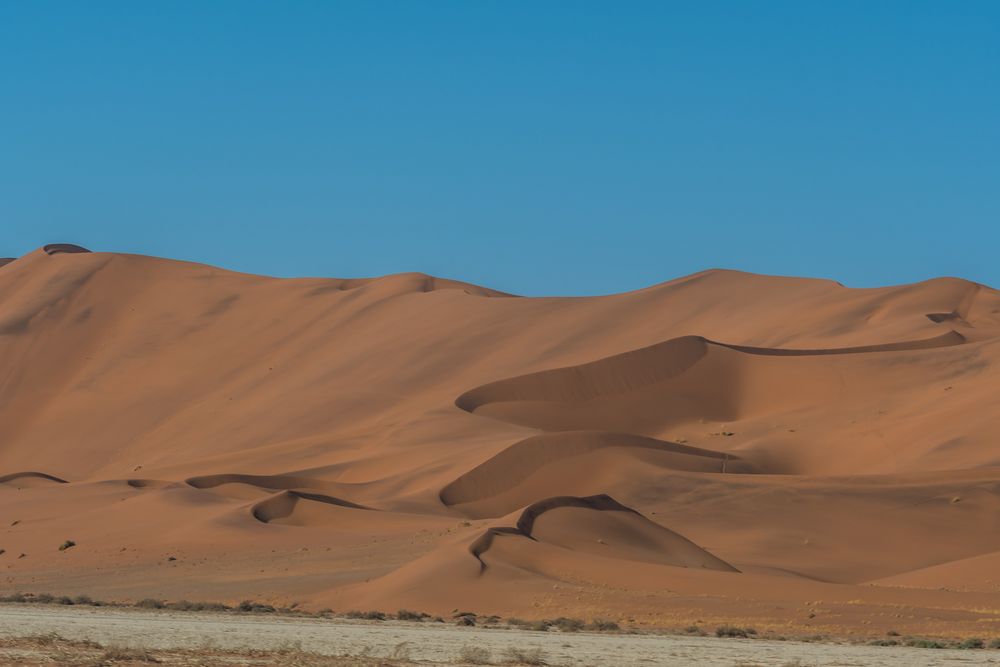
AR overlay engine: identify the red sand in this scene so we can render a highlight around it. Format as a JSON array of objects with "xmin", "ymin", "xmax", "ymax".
[{"xmin": 3, "ymin": 247, "xmax": 1000, "ymax": 636}]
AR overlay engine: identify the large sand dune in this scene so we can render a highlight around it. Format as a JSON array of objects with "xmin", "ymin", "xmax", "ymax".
[{"xmin": 3, "ymin": 247, "xmax": 1000, "ymax": 635}]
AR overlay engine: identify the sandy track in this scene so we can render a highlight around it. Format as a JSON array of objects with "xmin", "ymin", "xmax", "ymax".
[{"xmin": 0, "ymin": 605, "xmax": 996, "ymax": 666}]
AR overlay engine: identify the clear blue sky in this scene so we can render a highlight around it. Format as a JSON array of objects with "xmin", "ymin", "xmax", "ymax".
[{"xmin": 2, "ymin": 2, "xmax": 998, "ymax": 295}]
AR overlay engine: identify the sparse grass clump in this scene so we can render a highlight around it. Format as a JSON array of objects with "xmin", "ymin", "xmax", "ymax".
[
  {"xmin": 549, "ymin": 617, "xmax": 584, "ymax": 632},
  {"xmin": 715, "ymin": 625, "xmax": 756, "ymax": 638},
  {"xmin": 683, "ymin": 625, "xmax": 705, "ymax": 635},
  {"xmin": 100, "ymin": 645, "xmax": 161, "ymax": 662},
  {"xmin": 990, "ymin": 638, "xmax": 1000, "ymax": 649},
  {"xmin": 395, "ymin": 609, "xmax": 428, "ymax": 621},
  {"xmin": 588, "ymin": 618, "xmax": 620, "ymax": 632},
  {"xmin": 868, "ymin": 638, "xmax": 899, "ymax": 646},
  {"xmin": 134, "ymin": 598, "xmax": 165, "ymax": 609},
  {"xmin": 503, "ymin": 646, "xmax": 546, "ymax": 665},
  {"xmin": 344, "ymin": 609, "xmax": 386, "ymax": 621},
  {"xmin": 458, "ymin": 644, "xmax": 492, "ymax": 664},
  {"xmin": 23, "ymin": 632, "xmax": 64, "ymax": 646},
  {"xmin": 905, "ymin": 637, "xmax": 947, "ymax": 649},
  {"xmin": 168, "ymin": 600, "xmax": 231, "ymax": 612},
  {"xmin": 237, "ymin": 600, "xmax": 276, "ymax": 613},
  {"xmin": 957, "ymin": 637, "xmax": 985, "ymax": 649}
]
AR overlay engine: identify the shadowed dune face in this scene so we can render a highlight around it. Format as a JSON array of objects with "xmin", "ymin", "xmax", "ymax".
[
  {"xmin": 4, "ymin": 247, "xmax": 1000, "ymax": 631},
  {"xmin": 467, "ymin": 494, "xmax": 738, "ymax": 574},
  {"xmin": 455, "ymin": 332, "xmax": 969, "ymax": 436},
  {"xmin": 439, "ymin": 431, "xmax": 757, "ymax": 517},
  {"xmin": 42, "ymin": 243, "xmax": 91, "ymax": 255},
  {"xmin": 0, "ymin": 471, "xmax": 68, "ymax": 484},
  {"xmin": 251, "ymin": 490, "xmax": 373, "ymax": 524}
]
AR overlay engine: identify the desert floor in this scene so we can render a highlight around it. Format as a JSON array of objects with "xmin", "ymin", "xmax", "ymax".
[{"xmin": 0, "ymin": 604, "xmax": 998, "ymax": 667}]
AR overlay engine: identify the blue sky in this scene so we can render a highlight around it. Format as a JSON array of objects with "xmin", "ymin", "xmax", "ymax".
[{"xmin": 2, "ymin": 2, "xmax": 998, "ymax": 295}]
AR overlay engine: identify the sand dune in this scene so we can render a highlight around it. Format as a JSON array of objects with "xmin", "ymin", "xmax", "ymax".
[
  {"xmin": 251, "ymin": 490, "xmax": 373, "ymax": 524},
  {"xmin": 3, "ymin": 246, "xmax": 1000, "ymax": 634},
  {"xmin": 440, "ymin": 431, "xmax": 756, "ymax": 517},
  {"xmin": 468, "ymin": 494, "xmax": 739, "ymax": 573}
]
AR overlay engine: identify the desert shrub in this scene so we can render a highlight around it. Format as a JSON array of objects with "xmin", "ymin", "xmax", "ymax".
[
  {"xmin": 458, "ymin": 644, "xmax": 492, "ymax": 664},
  {"xmin": 58, "ymin": 540, "xmax": 76, "ymax": 551},
  {"xmin": 905, "ymin": 637, "xmax": 947, "ymax": 649},
  {"xmin": 868, "ymin": 639, "xmax": 899, "ymax": 646},
  {"xmin": 988, "ymin": 638, "xmax": 1000, "ymax": 649},
  {"xmin": 503, "ymin": 647, "xmax": 546, "ymax": 665},
  {"xmin": 0, "ymin": 593, "xmax": 27, "ymax": 603},
  {"xmin": 396, "ymin": 609, "xmax": 427, "ymax": 621},
  {"xmin": 73, "ymin": 595, "xmax": 95, "ymax": 606},
  {"xmin": 344, "ymin": 609, "xmax": 386, "ymax": 620},
  {"xmin": 455, "ymin": 615, "xmax": 476, "ymax": 626},
  {"xmin": 715, "ymin": 625, "xmax": 753, "ymax": 638},
  {"xmin": 33, "ymin": 593, "xmax": 55, "ymax": 604},
  {"xmin": 506, "ymin": 618, "xmax": 528, "ymax": 627},
  {"xmin": 683, "ymin": 625, "xmax": 704, "ymax": 635},
  {"xmin": 134, "ymin": 598, "xmax": 165, "ymax": 609},
  {"xmin": 958, "ymin": 638, "xmax": 984, "ymax": 649},
  {"xmin": 168, "ymin": 600, "xmax": 229, "ymax": 612},
  {"xmin": 589, "ymin": 619, "xmax": 620, "ymax": 631},
  {"xmin": 550, "ymin": 617, "xmax": 585, "ymax": 632},
  {"xmin": 527, "ymin": 620, "xmax": 552, "ymax": 632},
  {"xmin": 55, "ymin": 596, "xmax": 74, "ymax": 605},
  {"xmin": 237, "ymin": 600, "xmax": 275, "ymax": 613}
]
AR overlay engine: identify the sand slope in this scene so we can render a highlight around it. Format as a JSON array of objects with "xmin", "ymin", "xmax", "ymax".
[{"xmin": 3, "ymin": 247, "xmax": 1000, "ymax": 634}]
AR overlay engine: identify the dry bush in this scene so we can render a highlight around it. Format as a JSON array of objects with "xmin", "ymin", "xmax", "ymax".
[
  {"xmin": 458, "ymin": 643, "xmax": 492, "ymax": 664},
  {"xmin": 502, "ymin": 646, "xmax": 546, "ymax": 665},
  {"xmin": 344, "ymin": 610, "xmax": 386, "ymax": 621}
]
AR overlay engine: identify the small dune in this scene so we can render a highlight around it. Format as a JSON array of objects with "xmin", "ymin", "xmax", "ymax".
[
  {"xmin": 251, "ymin": 490, "xmax": 374, "ymax": 525},
  {"xmin": 440, "ymin": 430, "xmax": 755, "ymax": 515},
  {"xmin": 468, "ymin": 494, "xmax": 738, "ymax": 573},
  {"xmin": 185, "ymin": 473, "xmax": 329, "ymax": 492}
]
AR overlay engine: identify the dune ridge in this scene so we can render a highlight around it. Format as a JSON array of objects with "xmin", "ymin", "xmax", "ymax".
[{"xmin": 0, "ymin": 471, "xmax": 68, "ymax": 484}]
